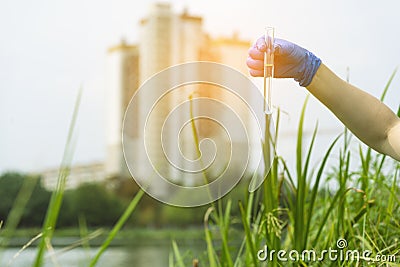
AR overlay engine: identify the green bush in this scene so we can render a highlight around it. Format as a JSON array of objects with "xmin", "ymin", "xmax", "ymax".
[
  {"xmin": 68, "ymin": 183, "xmax": 125, "ymax": 227},
  {"xmin": 0, "ymin": 172, "xmax": 51, "ymax": 227}
]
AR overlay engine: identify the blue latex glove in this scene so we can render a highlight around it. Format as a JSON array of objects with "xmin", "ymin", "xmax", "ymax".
[{"xmin": 246, "ymin": 37, "xmax": 321, "ymax": 87}]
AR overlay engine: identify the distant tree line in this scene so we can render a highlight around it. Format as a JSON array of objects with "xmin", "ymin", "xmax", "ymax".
[{"xmin": 0, "ymin": 172, "xmax": 248, "ymax": 229}]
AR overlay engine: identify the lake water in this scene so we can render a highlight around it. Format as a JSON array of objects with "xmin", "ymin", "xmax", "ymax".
[{"xmin": 0, "ymin": 241, "xmax": 206, "ymax": 267}]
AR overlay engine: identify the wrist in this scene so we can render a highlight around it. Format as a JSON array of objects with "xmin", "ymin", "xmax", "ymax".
[{"xmin": 296, "ymin": 51, "xmax": 321, "ymax": 87}]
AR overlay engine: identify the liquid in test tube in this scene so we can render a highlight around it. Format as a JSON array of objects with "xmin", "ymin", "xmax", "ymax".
[{"xmin": 264, "ymin": 27, "xmax": 274, "ymax": 114}]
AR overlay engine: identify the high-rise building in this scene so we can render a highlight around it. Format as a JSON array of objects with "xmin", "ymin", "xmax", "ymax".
[
  {"xmin": 138, "ymin": 4, "xmax": 204, "ymax": 81},
  {"xmin": 201, "ymin": 33, "xmax": 259, "ymax": 175},
  {"xmin": 119, "ymin": 3, "xmax": 256, "ymax": 187},
  {"xmin": 41, "ymin": 3, "xmax": 255, "ymax": 191},
  {"xmin": 135, "ymin": 3, "xmax": 206, "ymax": 186},
  {"xmin": 106, "ymin": 40, "xmax": 139, "ymax": 178}
]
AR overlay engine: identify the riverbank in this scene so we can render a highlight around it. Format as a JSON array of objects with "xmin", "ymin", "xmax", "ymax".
[{"xmin": 1, "ymin": 227, "xmax": 209, "ymax": 247}]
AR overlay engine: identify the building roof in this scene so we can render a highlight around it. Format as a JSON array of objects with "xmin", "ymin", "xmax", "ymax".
[
  {"xmin": 38, "ymin": 161, "xmax": 105, "ymax": 174},
  {"xmin": 211, "ymin": 32, "xmax": 251, "ymax": 47},
  {"xmin": 108, "ymin": 39, "xmax": 138, "ymax": 53},
  {"xmin": 139, "ymin": 18, "xmax": 147, "ymax": 25},
  {"xmin": 180, "ymin": 8, "xmax": 202, "ymax": 22}
]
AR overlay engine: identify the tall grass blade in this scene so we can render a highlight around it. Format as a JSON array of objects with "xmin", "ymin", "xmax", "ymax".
[
  {"xmin": 218, "ymin": 199, "xmax": 233, "ymax": 267},
  {"xmin": 302, "ymin": 122, "xmax": 318, "ymax": 181},
  {"xmin": 379, "ymin": 67, "xmax": 397, "ymax": 102},
  {"xmin": 312, "ymin": 188, "xmax": 352, "ymax": 247},
  {"xmin": 7, "ymin": 232, "xmax": 43, "ymax": 267},
  {"xmin": 304, "ymin": 134, "xmax": 341, "ymax": 247},
  {"xmin": 188, "ymin": 94, "xmax": 216, "ymax": 204},
  {"xmin": 344, "ymin": 200, "xmax": 375, "ymax": 239},
  {"xmin": 0, "ymin": 176, "xmax": 38, "ymax": 248},
  {"xmin": 239, "ymin": 202, "xmax": 258, "ymax": 267},
  {"xmin": 89, "ymin": 189, "xmax": 144, "ymax": 267},
  {"xmin": 33, "ymin": 88, "xmax": 82, "ymax": 267},
  {"xmin": 169, "ymin": 251, "xmax": 174, "ymax": 267},
  {"xmin": 359, "ymin": 145, "xmax": 371, "ymax": 192},
  {"xmin": 78, "ymin": 215, "xmax": 91, "ymax": 260},
  {"xmin": 294, "ymin": 95, "xmax": 309, "ymax": 252},
  {"xmin": 386, "ymin": 168, "xmax": 398, "ymax": 226},
  {"xmin": 279, "ymin": 157, "xmax": 295, "ymax": 190},
  {"xmin": 46, "ymin": 229, "xmax": 103, "ymax": 258},
  {"xmin": 204, "ymin": 207, "xmax": 218, "ymax": 267},
  {"xmin": 172, "ymin": 240, "xmax": 185, "ymax": 267}
]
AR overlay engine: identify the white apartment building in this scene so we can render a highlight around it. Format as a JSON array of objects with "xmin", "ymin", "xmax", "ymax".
[{"xmin": 41, "ymin": 3, "xmax": 255, "ymax": 191}]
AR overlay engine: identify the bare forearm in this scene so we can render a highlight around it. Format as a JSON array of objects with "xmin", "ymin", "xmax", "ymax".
[
  {"xmin": 385, "ymin": 124, "xmax": 400, "ymax": 160},
  {"xmin": 306, "ymin": 64, "xmax": 400, "ymax": 160}
]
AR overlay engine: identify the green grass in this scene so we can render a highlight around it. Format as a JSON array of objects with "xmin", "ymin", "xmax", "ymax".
[
  {"xmin": 0, "ymin": 89, "xmax": 145, "ymax": 267},
  {"xmin": 1, "ymin": 73, "xmax": 400, "ymax": 267},
  {"xmin": 0, "ymin": 176, "xmax": 39, "ymax": 249},
  {"xmin": 88, "ymin": 189, "xmax": 144, "ymax": 267},
  {"xmin": 170, "ymin": 73, "xmax": 400, "ymax": 266},
  {"xmin": 33, "ymin": 88, "xmax": 82, "ymax": 267}
]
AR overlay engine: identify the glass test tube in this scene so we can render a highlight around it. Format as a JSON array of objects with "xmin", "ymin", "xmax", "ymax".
[{"xmin": 264, "ymin": 27, "xmax": 274, "ymax": 114}]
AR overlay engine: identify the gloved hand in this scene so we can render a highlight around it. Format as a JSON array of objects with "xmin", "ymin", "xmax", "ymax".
[{"xmin": 246, "ymin": 37, "xmax": 321, "ymax": 87}]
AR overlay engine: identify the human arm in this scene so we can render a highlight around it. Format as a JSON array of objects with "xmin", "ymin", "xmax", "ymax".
[
  {"xmin": 307, "ymin": 64, "xmax": 400, "ymax": 161},
  {"xmin": 247, "ymin": 37, "xmax": 400, "ymax": 161}
]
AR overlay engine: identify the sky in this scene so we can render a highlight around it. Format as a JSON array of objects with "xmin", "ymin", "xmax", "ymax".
[{"xmin": 1, "ymin": 0, "xmax": 400, "ymax": 173}]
